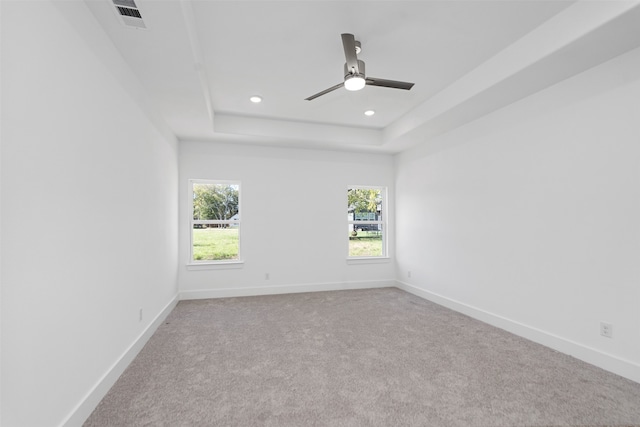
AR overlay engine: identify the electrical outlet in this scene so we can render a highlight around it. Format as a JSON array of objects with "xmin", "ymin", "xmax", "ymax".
[
  {"xmin": 600, "ymin": 322, "xmax": 612, "ymax": 338},
  {"xmin": 265, "ymin": 273, "xmax": 270, "ymax": 280},
  {"xmin": 407, "ymin": 271, "xmax": 412, "ymax": 278},
  {"xmin": 139, "ymin": 308, "xmax": 143, "ymax": 322}
]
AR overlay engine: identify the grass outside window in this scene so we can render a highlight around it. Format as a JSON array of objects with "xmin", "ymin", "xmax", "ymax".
[
  {"xmin": 192, "ymin": 227, "xmax": 239, "ymax": 261},
  {"xmin": 348, "ymin": 230, "xmax": 383, "ymax": 257}
]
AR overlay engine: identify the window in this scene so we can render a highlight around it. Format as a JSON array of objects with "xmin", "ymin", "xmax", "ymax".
[
  {"xmin": 347, "ymin": 186, "xmax": 386, "ymax": 258},
  {"xmin": 189, "ymin": 180, "xmax": 241, "ymax": 263}
]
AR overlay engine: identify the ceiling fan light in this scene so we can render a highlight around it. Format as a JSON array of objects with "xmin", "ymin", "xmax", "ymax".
[{"xmin": 344, "ymin": 75, "xmax": 366, "ymax": 91}]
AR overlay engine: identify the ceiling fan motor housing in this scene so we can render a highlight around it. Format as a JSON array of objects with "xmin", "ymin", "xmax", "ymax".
[{"xmin": 344, "ymin": 60, "xmax": 366, "ymax": 79}]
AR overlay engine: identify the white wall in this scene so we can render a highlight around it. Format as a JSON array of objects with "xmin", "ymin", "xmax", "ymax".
[
  {"xmin": 179, "ymin": 141, "xmax": 395, "ymax": 298},
  {"xmin": 395, "ymin": 46, "xmax": 640, "ymax": 382},
  {"xmin": 0, "ymin": 1, "xmax": 4, "ymax": 420},
  {"xmin": 1, "ymin": 1, "xmax": 179, "ymax": 426}
]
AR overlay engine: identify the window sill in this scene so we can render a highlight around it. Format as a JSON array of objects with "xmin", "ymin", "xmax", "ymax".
[
  {"xmin": 186, "ymin": 261, "xmax": 244, "ymax": 271},
  {"xmin": 346, "ymin": 257, "xmax": 391, "ymax": 265}
]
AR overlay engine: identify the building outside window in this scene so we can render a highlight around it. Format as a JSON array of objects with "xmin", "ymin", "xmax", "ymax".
[{"xmin": 189, "ymin": 180, "xmax": 241, "ymax": 263}]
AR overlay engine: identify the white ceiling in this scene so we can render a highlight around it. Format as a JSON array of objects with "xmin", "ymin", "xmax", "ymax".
[{"xmin": 85, "ymin": 0, "xmax": 640, "ymax": 153}]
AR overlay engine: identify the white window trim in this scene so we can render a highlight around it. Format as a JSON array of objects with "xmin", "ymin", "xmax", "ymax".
[
  {"xmin": 188, "ymin": 179, "xmax": 243, "ymax": 266},
  {"xmin": 186, "ymin": 261, "xmax": 244, "ymax": 270},
  {"xmin": 346, "ymin": 257, "xmax": 390, "ymax": 265},
  {"xmin": 347, "ymin": 185, "xmax": 388, "ymax": 260}
]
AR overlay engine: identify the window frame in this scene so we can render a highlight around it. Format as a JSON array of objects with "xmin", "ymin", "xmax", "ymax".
[
  {"xmin": 188, "ymin": 179, "xmax": 242, "ymax": 265},
  {"xmin": 347, "ymin": 185, "xmax": 387, "ymax": 259}
]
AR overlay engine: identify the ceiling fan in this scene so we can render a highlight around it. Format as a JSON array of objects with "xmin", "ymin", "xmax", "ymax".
[{"xmin": 305, "ymin": 33, "xmax": 415, "ymax": 101}]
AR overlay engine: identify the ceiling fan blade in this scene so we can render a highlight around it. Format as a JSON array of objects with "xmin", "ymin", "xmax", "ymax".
[
  {"xmin": 305, "ymin": 82, "xmax": 344, "ymax": 101},
  {"xmin": 341, "ymin": 33, "xmax": 360, "ymax": 75},
  {"xmin": 366, "ymin": 77, "xmax": 414, "ymax": 90}
]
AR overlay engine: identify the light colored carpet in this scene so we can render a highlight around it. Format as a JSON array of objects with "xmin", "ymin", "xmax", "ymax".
[{"xmin": 84, "ymin": 288, "xmax": 640, "ymax": 426}]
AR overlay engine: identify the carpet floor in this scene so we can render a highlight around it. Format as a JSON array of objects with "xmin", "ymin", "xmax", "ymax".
[{"xmin": 84, "ymin": 288, "xmax": 640, "ymax": 426}]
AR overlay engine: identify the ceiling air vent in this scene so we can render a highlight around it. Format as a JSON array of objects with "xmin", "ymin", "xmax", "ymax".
[{"xmin": 112, "ymin": 0, "xmax": 146, "ymax": 29}]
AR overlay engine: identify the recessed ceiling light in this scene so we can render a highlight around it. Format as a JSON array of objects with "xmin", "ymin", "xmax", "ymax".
[
  {"xmin": 250, "ymin": 96, "xmax": 262, "ymax": 103},
  {"xmin": 364, "ymin": 110, "xmax": 375, "ymax": 116}
]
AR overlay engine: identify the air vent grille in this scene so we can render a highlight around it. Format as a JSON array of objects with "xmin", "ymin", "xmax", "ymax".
[
  {"xmin": 117, "ymin": 6, "xmax": 142, "ymax": 19},
  {"xmin": 112, "ymin": 0, "xmax": 146, "ymax": 29}
]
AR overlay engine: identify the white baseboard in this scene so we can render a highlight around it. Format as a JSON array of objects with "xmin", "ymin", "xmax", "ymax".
[
  {"xmin": 395, "ymin": 280, "xmax": 640, "ymax": 384},
  {"xmin": 61, "ymin": 295, "xmax": 179, "ymax": 427},
  {"xmin": 179, "ymin": 279, "xmax": 395, "ymax": 300}
]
